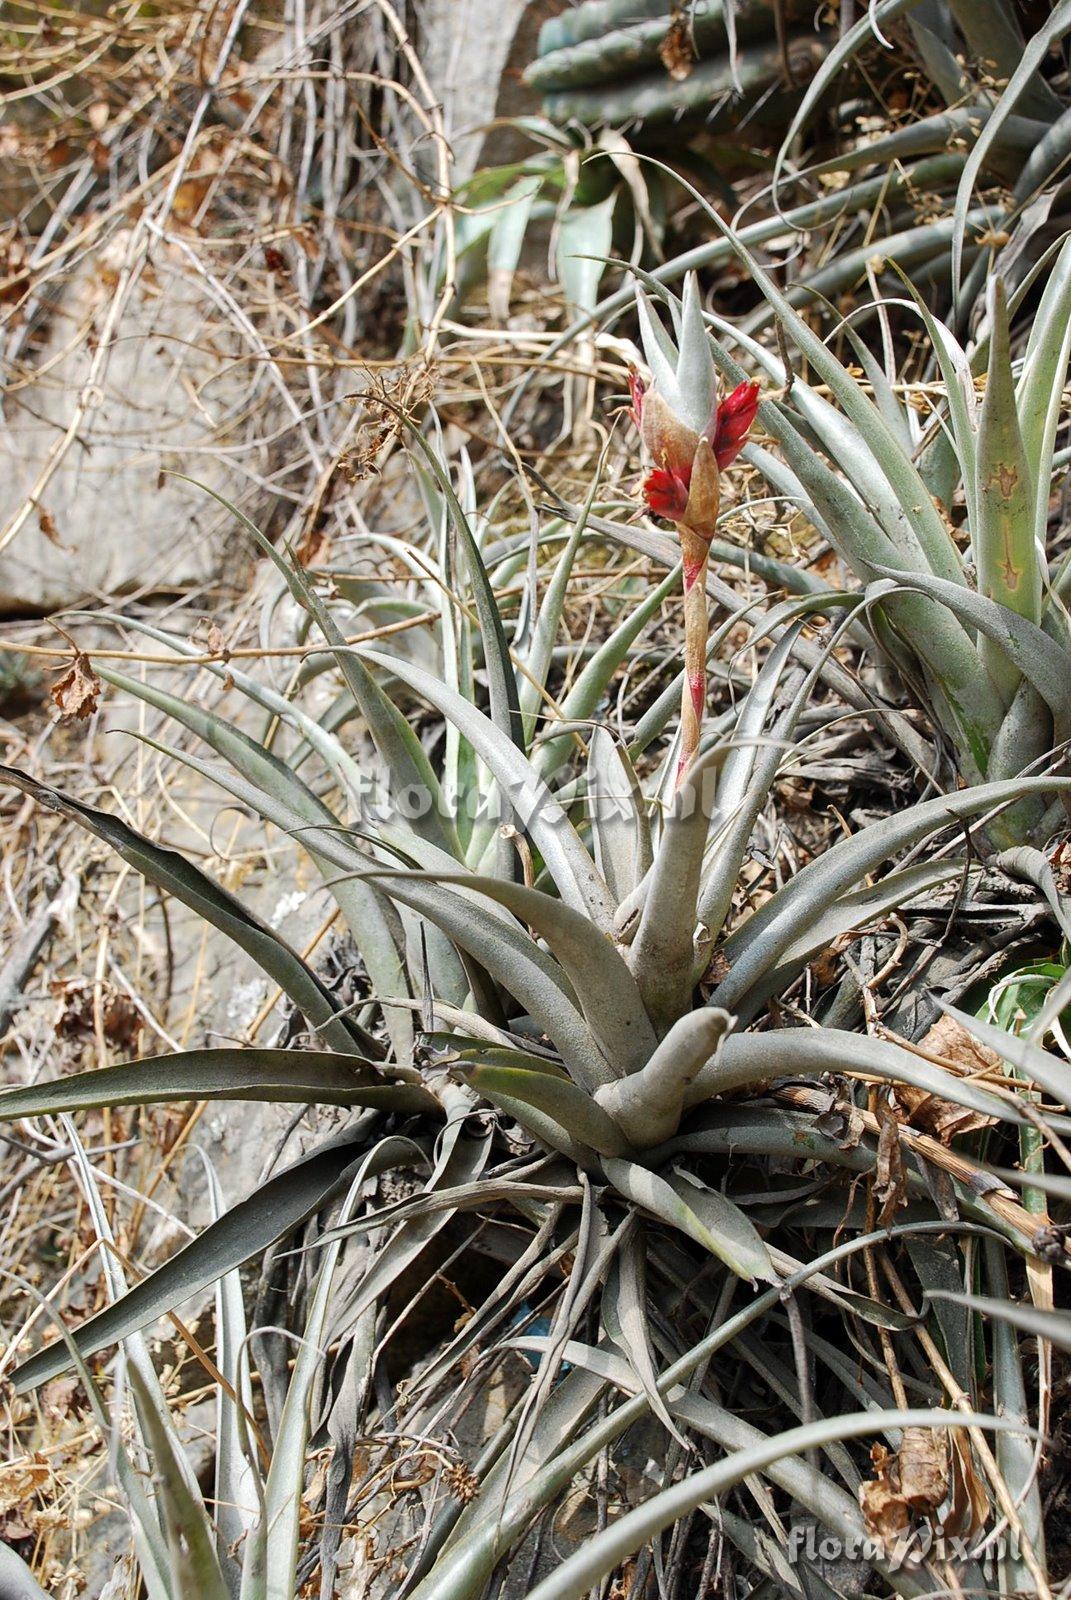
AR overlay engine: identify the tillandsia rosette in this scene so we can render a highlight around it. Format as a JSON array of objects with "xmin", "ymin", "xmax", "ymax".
[{"xmin": 630, "ymin": 273, "xmax": 759, "ymax": 784}]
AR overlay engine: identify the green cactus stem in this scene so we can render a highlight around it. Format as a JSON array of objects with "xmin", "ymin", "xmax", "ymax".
[
  {"xmin": 540, "ymin": 35, "xmax": 828, "ymax": 126},
  {"xmin": 536, "ymin": 0, "xmax": 672, "ymax": 58},
  {"xmin": 527, "ymin": 0, "xmax": 801, "ymax": 93}
]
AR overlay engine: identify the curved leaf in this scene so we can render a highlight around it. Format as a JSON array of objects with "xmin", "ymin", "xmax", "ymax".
[
  {"xmin": 10, "ymin": 1130, "xmax": 417, "ymax": 1393},
  {"xmin": 602, "ymin": 1157, "xmax": 772, "ymax": 1283},
  {"xmin": 0, "ymin": 1049, "xmax": 436, "ymax": 1120},
  {"xmin": 870, "ymin": 572, "xmax": 1071, "ymax": 738},
  {"xmin": 692, "ymin": 1027, "xmax": 1029, "ymax": 1128},
  {"xmin": 410, "ymin": 870, "xmax": 656, "ymax": 1075},
  {"xmin": 462, "ymin": 1062, "xmax": 629, "ymax": 1159},
  {"xmin": 522, "ymin": 1408, "xmax": 1017, "ymax": 1600},
  {"xmin": 0, "ymin": 763, "xmax": 376, "ymax": 1059},
  {"xmin": 359, "ymin": 646, "xmax": 615, "ymax": 929},
  {"xmin": 713, "ymin": 775, "xmax": 1071, "ymax": 1015},
  {"xmin": 584, "ymin": 729, "xmax": 652, "ymax": 906},
  {"xmin": 627, "ymin": 743, "xmax": 728, "ymax": 1034},
  {"xmin": 99, "ymin": 665, "xmax": 416, "ymax": 1065},
  {"xmin": 930, "ymin": 1289, "xmax": 1071, "ymax": 1352}
]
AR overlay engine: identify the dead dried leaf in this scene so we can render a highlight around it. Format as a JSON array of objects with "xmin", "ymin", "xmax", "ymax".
[
  {"xmin": 809, "ymin": 938, "xmax": 845, "ymax": 988},
  {"xmin": 205, "ymin": 621, "xmax": 230, "ymax": 660},
  {"xmin": 659, "ymin": 14, "xmax": 695, "ymax": 80},
  {"xmin": 776, "ymin": 776, "xmax": 815, "ymax": 812},
  {"xmin": 919, "ymin": 1012, "xmax": 1002, "ymax": 1077},
  {"xmin": 1051, "ymin": 838, "xmax": 1071, "ymax": 894},
  {"xmin": 861, "ymin": 1430, "xmax": 948, "ymax": 1539},
  {"xmin": 52, "ymin": 978, "xmax": 140, "ymax": 1045},
  {"xmin": 890, "ymin": 1082, "xmax": 993, "ymax": 1142},
  {"xmin": 37, "ymin": 505, "xmax": 62, "ymax": 546},
  {"xmin": 0, "ymin": 1454, "xmax": 49, "ymax": 1517},
  {"xmin": 898, "ymin": 1427, "xmax": 947, "ymax": 1517},
  {"xmin": 886, "ymin": 1014, "xmax": 1002, "ymax": 1141},
  {"xmin": 860, "ymin": 1442, "xmax": 911, "ymax": 1538},
  {"xmin": 945, "ymin": 1430, "xmax": 989, "ymax": 1538},
  {"xmin": 41, "ymin": 1375, "xmax": 79, "ymax": 1420},
  {"xmin": 49, "ymin": 650, "xmax": 100, "ymax": 721},
  {"xmin": 874, "ymin": 1105, "xmax": 907, "ymax": 1225}
]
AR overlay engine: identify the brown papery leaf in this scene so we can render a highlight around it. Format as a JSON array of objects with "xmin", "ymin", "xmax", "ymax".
[
  {"xmin": 49, "ymin": 650, "xmax": 100, "ymax": 721},
  {"xmin": 861, "ymin": 1431, "xmax": 949, "ymax": 1540},
  {"xmin": 891, "ymin": 1082, "xmax": 994, "ymax": 1143},
  {"xmin": 945, "ymin": 1430, "xmax": 989, "ymax": 1539},
  {"xmin": 860, "ymin": 1442, "xmax": 910, "ymax": 1538},
  {"xmin": 0, "ymin": 1452, "xmax": 49, "ymax": 1517},
  {"xmin": 38, "ymin": 505, "xmax": 62, "ymax": 545},
  {"xmin": 874, "ymin": 1106, "xmax": 907, "ymax": 1226},
  {"xmin": 885, "ymin": 1013, "xmax": 1001, "ymax": 1142},
  {"xmin": 205, "ymin": 621, "xmax": 230, "ymax": 660},
  {"xmin": 919, "ymin": 1012, "xmax": 1002, "ymax": 1077},
  {"xmin": 659, "ymin": 15, "xmax": 695, "ymax": 80},
  {"xmin": 898, "ymin": 1427, "xmax": 947, "ymax": 1517}
]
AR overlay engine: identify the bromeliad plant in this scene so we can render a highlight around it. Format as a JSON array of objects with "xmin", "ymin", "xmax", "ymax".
[
  {"xmin": 533, "ymin": 0, "xmax": 1071, "ymax": 330},
  {"xmin": 629, "ymin": 272, "xmax": 759, "ymax": 783},
  {"xmin": 626, "ymin": 200, "xmax": 1071, "ymax": 843},
  {"xmin": 1, "ymin": 405, "xmax": 1069, "ymax": 1595}
]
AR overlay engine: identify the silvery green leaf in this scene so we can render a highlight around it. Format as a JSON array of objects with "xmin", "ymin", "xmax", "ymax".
[
  {"xmin": 585, "ymin": 729, "xmax": 652, "ymax": 906},
  {"xmin": 359, "ymin": 646, "xmax": 615, "ymax": 930},
  {"xmin": 99, "ymin": 665, "xmax": 416, "ymax": 1065},
  {"xmin": 602, "ymin": 1158, "xmax": 773, "ymax": 1283},
  {"xmin": 415, "ymin": 870, "xmax": 656, "ymax": 1075},
  {"xmin": 0, "ymin": 763, "xmax": 375, "ymax": 1059},
  {"xmin": 693, "ymin": 1027, "xmax": 1030, "ymax": 1128},
  {"xmin": 10, "ymin": 1129, "xmax": 401, "ymax": 1393},
  {"xmin": 674, "ymin": 271, "xmax": 716, "ymax": 433},
  {"xmin": 522, "ymin": 1408, "xmax": 1013, "ymax": 1600},
  {"xmin": 462, "ymin": 1062, "xmax": 627, "ymax": 1160},
  {"xmin": 714, "ymin": 775, "xmax": 1071, "ymax": 1015},
  {"xmin": 634, "ymin": 285, "xmax": 682, "ymax": 405},
  {"xmin": 0, "ymin": 1048, "xmax": 434, "ymax": 1120},
  {"xmin": 557, "ymin": 191, "xmax": 616, "ymax": 316},
  {"xmin": 628, "ymin": 743, "xmax": 729, "ymax": 1034}
]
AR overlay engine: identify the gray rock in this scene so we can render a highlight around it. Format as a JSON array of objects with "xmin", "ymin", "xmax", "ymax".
[
  {"xmin": 0, "ymin": 233, "xmax": 257, "ymax": 614},
  {"xmin": 417, "ymin": 1, "xmax": 550, "ymax": 180}
]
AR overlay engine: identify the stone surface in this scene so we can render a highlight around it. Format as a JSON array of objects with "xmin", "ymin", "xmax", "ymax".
[
  {"xmin": 418, "ymin": 0, "xmax": 550, "ymax": 180},
  {"xmin": 0, "ymin": 233, "xmax": 256, "ymax": 614}
]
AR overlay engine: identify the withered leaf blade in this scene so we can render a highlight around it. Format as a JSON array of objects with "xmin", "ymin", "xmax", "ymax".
[
  {"xmin": 945, "ymin": 1429, "xmax": 989, "ymax": 1539},
  {"xmin": 860, "ymin": 1442, "xmax": 910, "ymax": 1538},
  {"xmin": 37, "ymin": 506, "xmax": 62, "ymax": 546},
  {"xmin": 898, "ymin": 1426, "xmax": 948, "ymax": 1517},
  {"xmin": 49, "ymin": 652, "xmax": 100, "ymax": 722},
  {"xmin": 887, "ymin": 1013, "xmax": 1001, "ymax": 1142},
  {"xmin": 659, "ymin": 15, "xmax": 695, "ymax": 81},
  {"xmin": 860, "ymin": 1429, "xmax": 948, "ymax": 1539},
  {"xmin": 874, "ymin": 1105, "xmax": 908, "ymax": 1226}
]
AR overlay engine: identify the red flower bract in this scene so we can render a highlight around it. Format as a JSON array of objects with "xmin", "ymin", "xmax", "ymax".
[
  {"xmin": 643, "ymin": 464, "xmax": 691, "ymax": 521},
  {"xmin": 710, "ymin": 380, "xmax": 760, "ymax": 470}
]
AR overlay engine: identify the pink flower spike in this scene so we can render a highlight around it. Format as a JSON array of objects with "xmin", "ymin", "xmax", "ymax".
[{"xmin": 710, "ymin": 380, "xmax": 760, "ymax": 470}]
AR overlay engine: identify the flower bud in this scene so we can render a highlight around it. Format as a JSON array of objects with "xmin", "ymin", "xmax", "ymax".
[
  {"xmin": 710, "ymin": 381, "xmax": 761, "ymax": 470},
  {"xmin": 640, "ymin": 388, "xmax": 699, "ymax": 477},
  {"xmin": 631, "ymin": 276, "xmax": 758, "ymax": 540}
]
